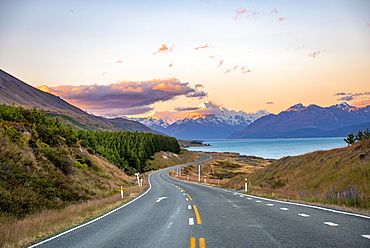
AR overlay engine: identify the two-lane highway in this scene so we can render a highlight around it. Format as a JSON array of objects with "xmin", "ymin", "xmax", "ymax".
[{"xmin": 30, "ymin": 154, "xmax": 370, "ymax": 247}]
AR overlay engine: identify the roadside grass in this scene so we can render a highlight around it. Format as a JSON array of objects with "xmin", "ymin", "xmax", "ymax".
[
  {"xmin": 0, "ymin": 148, "xmax": 201, "ymax": 248},
  {"xmin": 174, "ymin": 141, "xmax": 370, "ymax": 215},
  {"xmin": 0, "ymin": 186, "xmax": 146, "ymax": 248}
]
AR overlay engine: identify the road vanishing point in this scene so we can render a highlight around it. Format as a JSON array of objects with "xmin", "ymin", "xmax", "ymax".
[{"xmin": 29, "ymin": 154, "xmax": 370, "ymax": 247}]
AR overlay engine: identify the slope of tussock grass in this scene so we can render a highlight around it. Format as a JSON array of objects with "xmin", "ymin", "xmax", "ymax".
[{"xmin": 248, "ymin": 139, "xmax": 370, "ymax": 208}]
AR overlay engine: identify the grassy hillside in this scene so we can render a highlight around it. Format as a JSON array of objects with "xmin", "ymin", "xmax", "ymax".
[
  {"xmin": 248, "ymin": 139, "xmax": 370, "ymax": 208},
  {"xmin": 0, "ymin": 104, "xmax": 201, "ymax": 247},
  {"xmin": 175, "ymin": 140, "xmax": 369, "ymax": 211}
]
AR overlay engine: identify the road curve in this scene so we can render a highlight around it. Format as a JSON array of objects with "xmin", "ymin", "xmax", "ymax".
[{"xmin": 29, "ymin": 153, "xmax": 370, "ymax": 247}]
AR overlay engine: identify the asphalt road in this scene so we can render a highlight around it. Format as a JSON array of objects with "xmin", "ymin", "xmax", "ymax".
[{"xmin": 30, "ymin": 154, "xmax": 370, "ymax": 248}]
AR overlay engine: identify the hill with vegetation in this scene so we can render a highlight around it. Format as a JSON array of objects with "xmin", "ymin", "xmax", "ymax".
[
  {"xmin": 248, "ymin": 138, "xmax": 370, "ymax": 209},
  {"xmin": 0, "ymin": 104, "xmax": 181, "ymax": 218},
  {"xmin": 0, "ymin": 69, "xmax": 161, "ymax": 134},
  {"xmin": 175, "ymin": 135, "xmax": 370, "ymax": 211}
]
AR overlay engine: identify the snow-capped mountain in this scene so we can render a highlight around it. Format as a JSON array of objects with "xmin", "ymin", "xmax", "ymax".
[
  {"xmin": 229, "ymin": 102, "xmax": 370, "ymax": 139},
  {"xmin": 130, "ymin": 101, "xmax": 269, "ymax": 139}
]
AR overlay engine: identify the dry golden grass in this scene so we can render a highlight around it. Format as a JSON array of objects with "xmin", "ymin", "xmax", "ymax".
[
  {"xmin": 170, "ymin": 151, "xmax": 272, "ymax": 189},
  {"xmin": 174, "ymin": 142, "xmax": 370, "ymax": 215},
  {"xmin": 0, "ymin": 186, "xmax": 147, "ymax": 248}
]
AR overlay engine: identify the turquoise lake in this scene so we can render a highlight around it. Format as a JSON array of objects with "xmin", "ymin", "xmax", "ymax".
[{"xmin": 186, "ymin": 137, "xmax": 347, "ymax": 159}]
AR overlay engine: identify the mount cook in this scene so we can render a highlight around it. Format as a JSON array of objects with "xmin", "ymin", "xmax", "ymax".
[{"xmin": 129, "ymin": 101, "xmax": 269, "ymax": 139}]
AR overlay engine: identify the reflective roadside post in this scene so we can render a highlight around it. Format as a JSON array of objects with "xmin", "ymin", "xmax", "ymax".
[
  {"xmin": 120, "ymin": 186, "xmax": 124, "ymax": 198},
  {"xmin": 245, "ymin": 178, "xmax": 248, "ymax": 192},
  {"xmin": 198, "ymin": 164, "xmax": 201, "ymax": 182},
  {"xmin": 135, "ymin": 173, "xmax": 141, "ymax": 186}
]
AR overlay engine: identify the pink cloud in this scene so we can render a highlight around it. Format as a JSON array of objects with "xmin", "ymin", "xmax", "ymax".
[
  {"xmin": 278, "ymin": 17, "xmax": 287, "ymax": 21},
  {"xmin": 236, "ymin": 7, "xmax": 248, "ymax": 15},
  {"xmin": 234, "ymin": 7, "xmax": 258, "ymax": 20},
  {"xmin": 38, "ymin": 79, "xmax": 206, "ymax": 115},
  {"xmin": 218, "ymin": 60, "xmax": 224, "ymax": 67},
  {"xmin": 270, "ymin": 8, "xmax": 278, "ymax": 14},
  {"xmin": 116, "ymin": 60, "xmax": 123, "ymax": 63},
  {"xmin": 309, "ymin": 50, "xmax": 329, "ymax": 58}
]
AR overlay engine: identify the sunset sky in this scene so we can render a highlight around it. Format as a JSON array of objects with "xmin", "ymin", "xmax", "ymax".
[{"xmin": 1, "ymin": 0, "xmax": 369, "ymax": 119}]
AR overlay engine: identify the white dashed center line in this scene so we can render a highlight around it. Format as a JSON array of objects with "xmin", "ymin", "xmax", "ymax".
[
  {"xmin": 247, "ymin": 198, "xmax": 252, "ymax": 200},
  {"xmin": 188, "ymin": 205, "xmax": 192, "ymax": 210},
  {"xmin": 280, "ymin": 208, "xmax": 289, "ymax": 211},
  {"xmin": 298, "ymin": 213, "xmax": 310, "ymax": 217},
  {"xmin": 266, "ymin": 204, "xmax": 274, "ymax": 206},
  {"xmin": 362, "ymin": 235, "xmax": 370, "ymax": 240},
  {"xmin": 189, "ymin": 218, "xmax": 194, "ymax": 225},
  {"xmin": 324, "ymin": 222, "xmax": 339, "ymax": 226},
  {"xmin": 256, "ymin": 200, "xmax": 261, "ymax": 203}
]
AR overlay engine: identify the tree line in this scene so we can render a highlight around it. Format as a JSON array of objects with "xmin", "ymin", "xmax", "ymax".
[
  {"xmin": 344, "ymin": 129, "xmax": 370, "ymax": 145},
  {"xmin": 0, "ymin": 104, "xmax": 180, "ymax": 174}
]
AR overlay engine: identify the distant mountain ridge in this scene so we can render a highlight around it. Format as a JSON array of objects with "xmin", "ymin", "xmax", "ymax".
[
  {"xmin": 229, "ymin": 103, "xmax": 370, "ymax": 139},
  {"xmin": 0, "ymin": 69, "xmax": 161, "ymax": 134},
  {"xmin": 130, "ymin": 102, "xmax": 269, "ymax": 139}
]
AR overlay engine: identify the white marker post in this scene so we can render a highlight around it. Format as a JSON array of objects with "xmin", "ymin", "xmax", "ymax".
[
  {"xmin": 204, "ymin": 176, "xmax": 206, "ymax": 183},
  {"xmin": 245, "ymin": 178, "xmax": 248, "ymax": 192},
  {"xmin": 135, "ymin": 173, "xmax": 141, "ymax": 186},
  {"xmin": 120, "ymin": 186, "xmax": 124, "ymax": 198},
  {"xmin": 198, "ymin": 164, "xmax": 201, "ymax": 182}
]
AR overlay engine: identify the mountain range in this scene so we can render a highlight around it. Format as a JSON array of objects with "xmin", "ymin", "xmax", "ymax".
[
  {"xmin": 1, "ymin": 69, "xmax": 369, "ymax": 140},
  {"xmin": 0, "ymin": 69, "xmax": 162, "ymax": 134},
  {"xmin": 229, "ymin": 103, "xmax": 370, "ymax": 139},
  {"xmin": 129, "ymin": 101, "xmax": 269, "ymax": 139}
]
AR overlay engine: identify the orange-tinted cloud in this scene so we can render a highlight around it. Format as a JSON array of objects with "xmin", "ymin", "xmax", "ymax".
[
  {"xmin": 352, "ymin": 100, "xmax": 370, "ymax": 108},
  {"xmin": 37, "ymin": 79, "xmax": 206, "ymax": 115},
  {"xmin": 116, "ymin": 60, "xmax": 123, "ymax": 63},
  {"xmin": 153, "ymin": 44, "xmax": 174, "ymax": 55},
  {"xmin": 278, "ymin": 17, "xmax": 287, "ymax": 21},
  {"xmin": 195, "ymin": 43, "xmax": 210, "ymax": 50},
  {"xmin": 236, "ymin": 7, "xmax": 248, "ymax": 15},
  {"xmin": 266, "ymin": 102, "xmax": 274, "ymax": 105},
  {"xmin": 223, "ymin": 65, "xmax": 251, "ymax": 74}
]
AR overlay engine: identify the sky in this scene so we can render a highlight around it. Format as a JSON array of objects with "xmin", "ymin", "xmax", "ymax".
[{"xmin": 1, "ymin": 0, "xmax": 369, "ymax": 120}]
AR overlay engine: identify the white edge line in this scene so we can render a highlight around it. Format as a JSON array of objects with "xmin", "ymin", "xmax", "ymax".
[
  {"xmin": 169, "ymin": 173, "xmax": 370, "ymax": 220},
  {"xmin": 29, "ymin": 173, "xmax": 153, "ymax": 247},
  {"xmin": 31, "ymin": 154, "xmax": 211, "ymax": 247}
]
